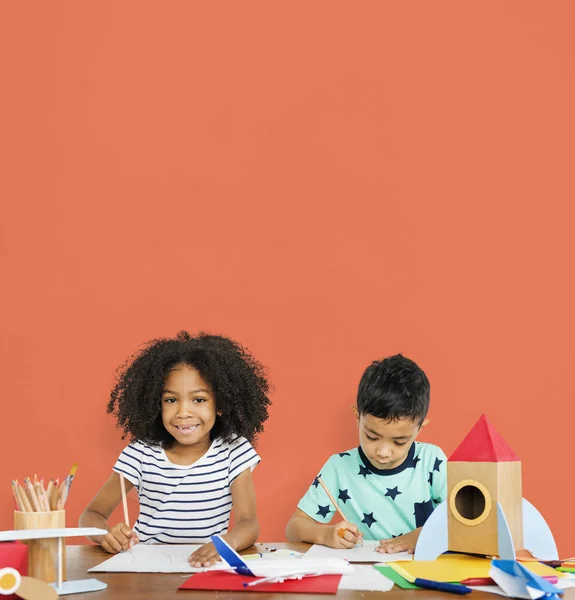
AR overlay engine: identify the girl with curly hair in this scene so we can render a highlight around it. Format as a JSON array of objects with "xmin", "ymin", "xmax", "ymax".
[{"xmin": 79, "ymin": 331, "xmax": 271, "ymax": 567}]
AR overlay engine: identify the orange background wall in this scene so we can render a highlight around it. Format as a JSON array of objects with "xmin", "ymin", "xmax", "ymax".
[{"xmin": 1, "ymin": 2, "xmax": 574, "ymax": 556}]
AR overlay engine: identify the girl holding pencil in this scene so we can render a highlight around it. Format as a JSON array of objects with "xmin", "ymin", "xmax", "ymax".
[{"xmin": 79, "ymin": 331, "xmax": 271, "ymax": 568}]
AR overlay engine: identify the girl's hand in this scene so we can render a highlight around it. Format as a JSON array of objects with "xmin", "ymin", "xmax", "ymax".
[
  {"xmin": 101, "ymin": 523, "xmax": 139, "ymax": 554},
  {"xmin": 189, "ymin": 542, "xmax": 220, "ymax": 568},
  {"xmin": 377, "ymin": 529, "xmax": 420, "ymax": 554},
  {"xmin": 321, "ymin": 520, "xmax": 362, "ymax": 549}
]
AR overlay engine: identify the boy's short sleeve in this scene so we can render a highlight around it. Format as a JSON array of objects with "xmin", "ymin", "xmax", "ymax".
[
  {"xmin": 297, "ymin": 455, "xmax": 339, "ymax": 523},
  {"xmin": 430, "ymin": 447, "xmax": 448, "ymax": 504},
  {"xmin": 228, "ymin": 436, "xmax": 260, "ymax": 485},
  {"xmin": 113, "ymin": 442, "xmax": 143, "ymax": 489}
]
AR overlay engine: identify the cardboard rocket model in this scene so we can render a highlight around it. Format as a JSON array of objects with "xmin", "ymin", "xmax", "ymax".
[{"xmin": 414, "ymin": 415, "xmax": 558, "ymax": 561}]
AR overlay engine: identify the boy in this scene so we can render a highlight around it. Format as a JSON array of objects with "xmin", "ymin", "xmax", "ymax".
[{"xmin": 285, "ymin": 354, "xmax": 446, "ymax": 554}]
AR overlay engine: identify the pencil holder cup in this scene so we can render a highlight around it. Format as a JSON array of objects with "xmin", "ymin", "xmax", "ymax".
[{"xmin": 13, "ymin": 510, "xmax": 66, "ymax": 584}]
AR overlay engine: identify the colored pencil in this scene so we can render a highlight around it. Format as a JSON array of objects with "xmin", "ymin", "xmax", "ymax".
[
  {"xmin": 46, "ymin": 480, "xmax": 55, "ymax": 510},
  {"xmin": 12, "ymin": 468, "xmax": 78, "ymax": 513},
  {"xmin": 119, "ymin": 473, "xmax": 130, "ymax": 527},
  {"xmin": 24, "ymin": 478, "xmax": 42, "ymax": 512},
  {"xmin": 317, "ymin": 477, "xmax": 347, "ymax": 522},
  {"xmin": 12, "ymin": 481, "xmax": 25, "ymax": 511},
  {"xmin": 50, "ymin": 478, "xmax": 59, "ymax": 510},
  {"xmin": 40, "ymin": 481, "xmax": 51, "ymax": 512},
  {"xmin": 316, "ymin": 476, "xmax": 363, "ymax": 545},
  {"xmin": 16, "ymin": 481, "xmax": 33, "ymax": 512}
]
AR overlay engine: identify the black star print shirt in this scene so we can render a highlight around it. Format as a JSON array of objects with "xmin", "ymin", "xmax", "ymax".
[{"xmin": 297, "ymin": 441, "xmax": 447, "ymax": 540}]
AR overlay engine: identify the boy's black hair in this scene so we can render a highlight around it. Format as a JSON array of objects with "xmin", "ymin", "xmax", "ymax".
[
  {"xmin": 357, "ymin": 354, "xmax": 429, "ymax": 424},
  {"xmin": 107, "ymin": 331, "xmax": 271, "ymax": 446}
]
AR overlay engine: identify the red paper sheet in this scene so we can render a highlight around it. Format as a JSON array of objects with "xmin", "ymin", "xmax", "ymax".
[
  {"xmin": 179, "ymin": 571, "xmax": 341, "ymax": 594},
  {"xmin": 0, "ymin": 542, "xmax": 28, "ymax": 600}
]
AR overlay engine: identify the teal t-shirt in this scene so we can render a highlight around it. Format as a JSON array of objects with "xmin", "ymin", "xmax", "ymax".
[{"xmin": 297, "ymin": 441, "xmax": 447, "ymax": 540}]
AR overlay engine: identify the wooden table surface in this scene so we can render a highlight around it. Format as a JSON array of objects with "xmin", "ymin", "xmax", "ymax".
[{"xmin": 67, "ymin": 543, "xmax": 575, "ymax": 600}]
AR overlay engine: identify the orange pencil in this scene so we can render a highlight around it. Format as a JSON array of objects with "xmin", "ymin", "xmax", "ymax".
[
  {"xmin": 119, "ymin": 473, "xmax": 130, "ymax": 527},
  {"xmin": 16, "ymin": 480, "xmax": 33, "ymax": 512},
  {"xmin": 317, "ymin": 476, "xmax": 350, "ymax": 522},
  {"xmin": 317, "ymin": 476, "xmax": 363, "ymax": 545},
  {"xmin": 50, "ymin": 478, "xmax": 59, "ymax": 510},
  {"xmin": 46, "ymin": 480, "xmax": 54, "ymax": 510}
]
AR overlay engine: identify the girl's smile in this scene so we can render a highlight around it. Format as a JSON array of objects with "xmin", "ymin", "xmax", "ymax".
[
  {"xmin": 161, "ymin": 364, "xmax": 217, "ymax": 454},
  {"xmin": 174, "ymin": 424, "xmax": 200, "ymax": 434}
]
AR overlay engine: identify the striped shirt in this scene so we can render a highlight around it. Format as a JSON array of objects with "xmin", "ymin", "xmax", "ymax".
[{"xmin": 113, "ymin": 436, "xmax": 260, "ymax": 544}]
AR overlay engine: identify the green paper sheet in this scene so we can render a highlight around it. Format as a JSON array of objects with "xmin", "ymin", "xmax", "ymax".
[{"xmin": 375, "ymin": 565, "xmax": 421, "ymax": 589}]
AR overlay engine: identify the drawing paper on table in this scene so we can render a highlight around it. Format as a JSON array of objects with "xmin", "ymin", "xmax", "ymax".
[
  {"xmin": 304, "ymin": 540, "xmax": 412, "ymax": 563},
  {"xmin": 88, "ymin": 544, "xmax": 229, "ymax": 573}
]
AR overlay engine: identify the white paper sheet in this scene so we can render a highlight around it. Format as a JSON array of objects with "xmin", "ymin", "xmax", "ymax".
[
  {"xmin": 88, "ymin": 544, "xmax": 228, "ymax": 573},
  {"xmin": 556, "ymin": 579, "xmax": 575, "ymax": 590},
  {"xmin": 304, "ymin": 540, "xmax": 412, "ymax": 563},
  {"xmin": 339, "ymin": 565, "xmax": 395, "ymax": 591},
  {"xmin": 470, "ymin": 585, "xmax": 513, "ymax": 597}
]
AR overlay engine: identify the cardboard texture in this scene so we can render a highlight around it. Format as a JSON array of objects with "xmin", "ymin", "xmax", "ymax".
[
  {"xmin": 447, "ymin": 461, "xmax": 523, "ymax": 554},
  {"xmin": 17, "ymin": 577, "xmax": 58, "ymax": 600}
]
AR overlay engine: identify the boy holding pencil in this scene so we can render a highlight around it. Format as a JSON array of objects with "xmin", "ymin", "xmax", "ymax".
[{"xmin": 286, "ymin": 355, "xmax": 447, "ymax": 554}]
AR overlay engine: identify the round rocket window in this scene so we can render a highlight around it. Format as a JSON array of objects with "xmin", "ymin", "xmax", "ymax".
[
  {"xmin": 449, "ymin": 479, "xmax": 492, "ymax": 526},
  {"xmin": 454, "ymin": 485, "xmax": 485, "ymax": 519}
]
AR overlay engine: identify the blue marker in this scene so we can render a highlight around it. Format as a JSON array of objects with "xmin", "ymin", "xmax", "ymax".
[{"xmin": 414, "ymin": 579, "xmax": 472, "ymax": 595}]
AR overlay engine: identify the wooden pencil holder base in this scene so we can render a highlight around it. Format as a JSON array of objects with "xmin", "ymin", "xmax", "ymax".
[{"xmin": 13, "ymin": 511, "xmax": 67, "ymax": 584}]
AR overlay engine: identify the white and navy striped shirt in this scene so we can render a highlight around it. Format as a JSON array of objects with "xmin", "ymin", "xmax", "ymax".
[{"xmin": 113, "ymin": 436, "xmax": 260, "ymax": 544}]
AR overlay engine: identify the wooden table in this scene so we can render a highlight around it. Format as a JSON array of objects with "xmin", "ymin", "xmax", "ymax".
[{"xmin": 67, "ymin": 544, "xmax": 575, "ymax": 599}]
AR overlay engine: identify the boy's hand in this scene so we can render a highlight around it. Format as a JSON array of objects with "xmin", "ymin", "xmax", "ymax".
[
  {"xmin": 189, "ymin": 542, "xmax": 220, "ymax": 567},
  {"xmin": 101, "ymin": 523, "xmax": 139, "ymax": 554},
  {"xmin": 321, "ymin": 520, "xmax": 362, "ymax": 549},
  {"xmin": 377, "ymin": 528, "xmax": 420, "ymax": 554}
]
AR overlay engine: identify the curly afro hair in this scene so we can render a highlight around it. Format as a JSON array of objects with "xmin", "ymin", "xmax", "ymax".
[{"xmin": 107, "ymin": 331, "xmax": 271, "ymax": 447}]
